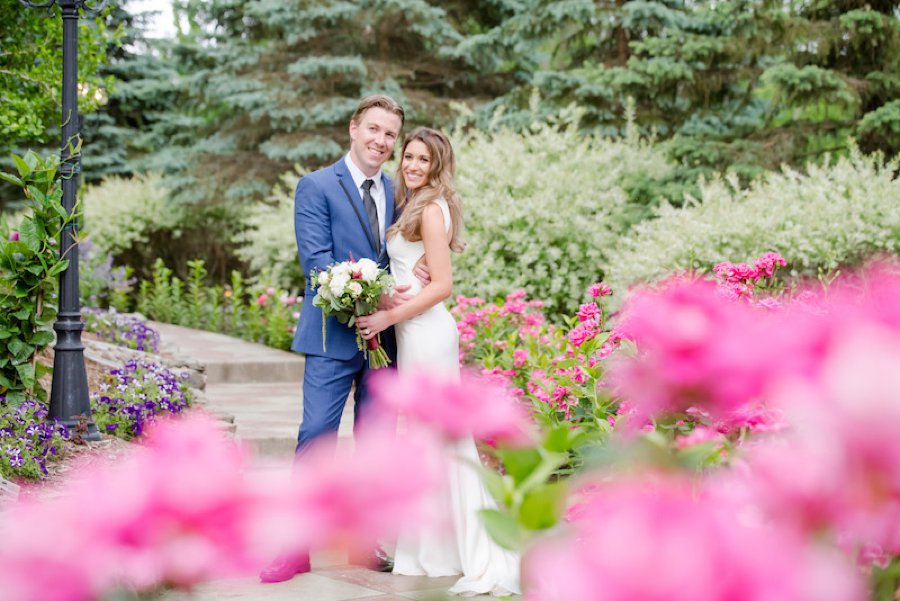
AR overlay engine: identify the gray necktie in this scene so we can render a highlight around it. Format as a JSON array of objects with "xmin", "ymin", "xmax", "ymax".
[{"xmin": 361, "ymin": 179, "xmax": 381, "ymax": 254}]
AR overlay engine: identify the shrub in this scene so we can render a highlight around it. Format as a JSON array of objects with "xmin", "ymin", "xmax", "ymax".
[
  {"xmin": 79, "ymin": 239, "xmax": 135, "ymax": 311},
  {"xmin": 81, "ymin": 173, "xmax": 248, "ymax": 285},
  {"xmin": 232, "ymin": 170, "xmax": 307, "ymax": 291},
  {"xmin": 81, "ymin": 172, "xmax": 183, "ymax": 257},
  {"xmin": 453, "ymin": 106, "xmax": 673, "ymax": 319},
  {"xmin": 604, "ymin": 148, "xmax": 900, "ymax": 296},
  {"xmin": 135, "ymin": 258, "xmax": 301, "ymax": 350},
  {"xmin": 0, "ymin": 152, "xmax": 71, "ymax": 404}
]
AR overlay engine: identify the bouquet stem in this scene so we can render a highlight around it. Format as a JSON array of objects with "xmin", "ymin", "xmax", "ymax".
[{"xmin": 362, "ymin": 333, "xmax": 391, "ymax": 369}]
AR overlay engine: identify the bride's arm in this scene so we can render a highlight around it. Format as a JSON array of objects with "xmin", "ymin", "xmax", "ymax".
[{"xmin": 358, "ymin": 203, "xmax": 451, "ymax": 337}]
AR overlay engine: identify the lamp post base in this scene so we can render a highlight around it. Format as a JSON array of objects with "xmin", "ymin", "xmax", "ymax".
[{"xmin": 49, "ymin": 314, "xmax": 100, "ymax": 441}]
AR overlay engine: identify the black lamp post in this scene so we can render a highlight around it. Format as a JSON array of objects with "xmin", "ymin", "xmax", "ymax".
[{"xmin": 18, "ymin": 0, "xmax": 108, "ymax": 440}]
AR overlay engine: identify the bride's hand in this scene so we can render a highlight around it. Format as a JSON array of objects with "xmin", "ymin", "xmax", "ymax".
[{"xmin": 356, "ymin": 311, "xmax": 391, "ymax": 340}]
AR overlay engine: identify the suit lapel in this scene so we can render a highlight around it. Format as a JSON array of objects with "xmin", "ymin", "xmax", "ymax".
[{"xmin": 383, "ymin": 173, "xmax": 396, "ymax": 226}]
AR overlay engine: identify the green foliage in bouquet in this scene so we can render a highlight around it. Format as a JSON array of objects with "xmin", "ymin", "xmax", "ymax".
[
  {"xmin": 604, "ymin": 147, "xmax": 900, "ymax": 296},
  {"xmin": 0, "ymin": 152, "xmax": 74, "ymax": 405}
]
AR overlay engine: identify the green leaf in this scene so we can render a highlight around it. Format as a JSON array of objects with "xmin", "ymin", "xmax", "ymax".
[
  {"xmin": 15, "ymin": 362, "xmax": 35, "ymax": 387},
  {"xmin": 8, "ymin": 338, "xmax": 35, "ymax": 362},
  {"xmin": 30, "ymin": 330, "xmax": 55, "ymax": 347},
  {"xmin": 519, "ymin": 482, "xmax": 567, "ymax": 530},
  {"xmin": 0, "ymin": 171, "xmax": 24, "ymax": 187},
  {"xmin": 48, "ymin": 259, "xmax": 68, "ymax": 277},
  {"xmin": 12, "ymin": 154, "xmax": 32, "ymax": 179},
  {"xmin": 18, "ymin": 219, "xmax": 41, "ymax": 253},
  {"xmin": 479, "ymin": 465, "xmax": 511, "ymax": 507},
  {"xmin": 544, "ymin": 424, "xmax": 575, "ymax": 453},
  {"xmin": 5, "ymin": 390, "xmax": 25, "ymax": 406},
  {"xmin": 499, "ymin": 447, "xmax": 542, "ymax": 483},
  {"xmin": 479, "ymin": 509, "xmax": 523, "ymax": 551}
]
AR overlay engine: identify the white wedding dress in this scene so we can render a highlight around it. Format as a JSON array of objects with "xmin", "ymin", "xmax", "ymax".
[{"xmin": 387, "ymin": 198, "xmax": 521, "ymax": 596}]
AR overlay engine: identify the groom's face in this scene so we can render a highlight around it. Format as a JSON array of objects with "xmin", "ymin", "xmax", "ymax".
[{"xmin": 349, "ymin": 107, "xmax": 402, "ymax": 178}]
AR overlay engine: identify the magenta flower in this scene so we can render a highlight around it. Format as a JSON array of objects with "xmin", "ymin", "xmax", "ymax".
[
  {"xmin": 576, "ymin": 302, "xmax": 601, "ymax": 323},
  {"xmin": 9, "ymin": 231, "xmax": 19, "ymax": 242},
  {"xmin": 608, "ymin": 277, "xmax": 819, "ymax": 422},
  {"xmin": 523, "ymin": 474, "xmax": 864, "ymax": 601},
  {"xmin": 287, "ymin": 422, "xmax": 446, "ymax": 550},
  {"xmin": 371, "ymin": 369, "xmax": 534, "ymax": 445},
  {"xmin": 753, "ymin": 251, "xmax": 787, "ymax": 278},
  {"xmin": 513, "ymin": 348, "xmax": 529, "ymax": 368},
  {"xmin": 0, "ymin": 415, "xmax": 284, "ymax": 598},
  {"xmin": 567, "ymin": 321, "xmax": 597, "ymax": 347},
  {"xmin": 587, "ymin": 282, "xmax": 612, "ymax": 297}
]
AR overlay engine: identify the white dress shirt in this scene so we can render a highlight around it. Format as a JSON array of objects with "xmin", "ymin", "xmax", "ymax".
[{"xmin": 344, "ymin": 153, "xmax": 386, "ymax": 243}]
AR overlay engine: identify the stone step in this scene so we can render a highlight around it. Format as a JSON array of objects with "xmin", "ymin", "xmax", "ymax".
[
  {"xmin": 204, "ymin": 382, "xmax": 357, "ymax": 460},
  {"xmin": 150, "ymin": 321, "xmax": 305, "ymax": 385}
]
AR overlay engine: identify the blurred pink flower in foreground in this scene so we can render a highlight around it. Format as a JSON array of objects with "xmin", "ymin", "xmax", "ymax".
[
  {"xmin": 287, "ymin": 422, "xmax": 446, "ymax": 552},
  {"xmin": 743, "ymin": 323, "xmax": 900, "ymax": 553},
  {"xmin": 0, "ymin": 414, "xmax": 278, "ymax": 601},
  {"xmin": 524, "ymin": 474, "xmax": 864, "ymax": 601},
  {"xmin": 370, "ymin": 369, "xmax": 535, "ymax": 445},
  {"xmin": 609, "ymin": 277, "xmax": 787, "ymax": 422}
]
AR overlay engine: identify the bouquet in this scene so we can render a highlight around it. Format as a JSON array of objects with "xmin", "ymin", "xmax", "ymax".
[{"xmin": 311, "ymin": 258, "xmax": 395, "ymax": 368}]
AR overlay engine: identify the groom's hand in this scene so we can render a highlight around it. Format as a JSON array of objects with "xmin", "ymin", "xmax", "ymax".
[
  {"xmin": 414, "ymin": 257, "xmax": 431, "ymax": 287},
  {"xmin": 378, "ymin": 284, "xmax": 412, "ymax": 311}
]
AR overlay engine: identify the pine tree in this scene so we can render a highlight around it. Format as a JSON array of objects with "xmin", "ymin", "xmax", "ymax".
[
  {"xmin": 462, "ymin": 0, "xmax": 900, "ymax": 191},
  {"xmin": 137, "ymin": 0, "xmax": 517, "ymax": 206}
]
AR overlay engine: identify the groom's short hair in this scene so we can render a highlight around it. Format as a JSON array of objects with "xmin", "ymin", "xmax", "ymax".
[{"xmin": 351, "ymin": 94, "xmax": 405, "ymax": 127}]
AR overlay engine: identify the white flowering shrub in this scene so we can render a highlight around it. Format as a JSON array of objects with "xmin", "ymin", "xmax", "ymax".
[
  {"xmin": 229, "ymin": 113, "xmax": 672, "ymax": 316},
  {"xmin": 232, "ymin": 170, "xmax": 307, "ymax": 290},
  {"xmin": 604, "ymin": 148, "xmax": 900, "ymax": 296},
  {"xmin": 82, "ymin": 173, "xmax": 184, "ymax": 256},
  {"xmin": 453, "ymin": 112, "xmax": 672, "ymax": 318}
]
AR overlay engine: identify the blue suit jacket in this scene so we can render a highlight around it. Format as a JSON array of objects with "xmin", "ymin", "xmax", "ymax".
[{"xmin": 291, "ymin": 158, "xmax": 396, "ymax": 359}]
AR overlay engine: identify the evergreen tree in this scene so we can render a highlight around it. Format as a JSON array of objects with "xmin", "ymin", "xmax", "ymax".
[
  {"xmin": 464, "ymin": 0, "xmax": 900, "ymax": 194},
  {"xmin": 137, "ymin": 0, "xmax": 516, "ymax": 206}
]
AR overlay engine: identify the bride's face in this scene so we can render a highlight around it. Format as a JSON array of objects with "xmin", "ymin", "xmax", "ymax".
[{"xmin": 401, "ymin": 139, "xmax": 431, "ymax": 190}]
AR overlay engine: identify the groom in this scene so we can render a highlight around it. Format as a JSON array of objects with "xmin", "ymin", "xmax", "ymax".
[{"xmin": 260, "ymin": 94, "xmax": 409, "ymax": 583}]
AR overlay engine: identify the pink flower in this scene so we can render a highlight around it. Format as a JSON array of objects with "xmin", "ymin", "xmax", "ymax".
[
  {"xmin": 371, "ymin": 369, "xmax": 534, "ymax": 445},
  {"xmin": 513, "ymin": 348, "xmax": 529, "ymax": 368},
  {"xmin": 609, "ymin": 277, "xmax": 819, "ymax": 422},
  {"xmin": 754, "ymin": 252, "xmax": 787, "ymax": 278},
  {"xmin": 506, "ymin": 289, "xmax": 527, "ymax": 301},
  {"xmin": 9, "ymin": 231, "xmax": 19, "ymax": 242},
  {"xmin": 588, "ymin": 282, "xmax": 612, "ymax": 297},
  {"xmin": 0, "ymin": 415, "xmax": 286, "ymax": 598},
  {"xmin": 713, "ymin": 261, "xmax": 759, "ymax": 283},
  {"xmin": 675, "ymin": 425, "xmax": 725, "ymax": 449},
  {"xmin": 523, "ymin": 474, "xmax": 865, "ymax": 601},
  {"xmin": 287, "ymin": 423, "xmax": 445, "ymax": 550},
  {"xmin": 255, "ymin": 293, "xmax": 268, "ymax": 305},
  {"xmin": 567, "ymin": 321, "xmax": 597, "ymax": 348},
  {"xmin": 576, "ymin": 302, "xmax": 601, "ymax": 323}
]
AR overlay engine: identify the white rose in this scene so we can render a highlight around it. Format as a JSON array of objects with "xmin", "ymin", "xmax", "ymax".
[
  {"xmin": 347, "ymin": 281, "xmax": 363, "ymax": 298},
  {"xmin": 356, "ymin": 258, "xmax": 379, "ymax": 281},
  {"xmin": 329, "ymin": 272, "xmax": 350, "ymax": 297},
  {"xmin": 332, "ymin": 262, "xmax": 352, "ymax": 278},
  {"xmin": 317, "ymin": 271, "xmax": 330, "ymax": 286}
]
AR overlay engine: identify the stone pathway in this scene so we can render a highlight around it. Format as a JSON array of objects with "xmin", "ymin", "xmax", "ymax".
[{"xmin": 149, "ymin": 322, "xmax": 518, "ymax": 601}]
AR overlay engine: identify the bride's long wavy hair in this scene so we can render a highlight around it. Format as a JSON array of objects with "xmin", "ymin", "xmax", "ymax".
[{"xmin": 388, "ymin": 127, "xmax": 465, "ymax": 253}]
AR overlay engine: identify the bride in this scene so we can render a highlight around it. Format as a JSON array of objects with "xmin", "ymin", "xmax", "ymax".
[{"xmin": 356, "ymin": 127, "xmax": 520, "ymax": 596}]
